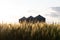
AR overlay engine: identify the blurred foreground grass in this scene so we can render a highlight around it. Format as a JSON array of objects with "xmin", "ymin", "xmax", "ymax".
[{"xmin": 0, "ymin": 22, "xmax": 60, "ymax": 40}]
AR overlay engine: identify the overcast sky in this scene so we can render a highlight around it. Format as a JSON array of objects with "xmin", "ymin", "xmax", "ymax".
[{"xmin": 0, "ymin": 0, "xmax": 60, "ymax": 23}]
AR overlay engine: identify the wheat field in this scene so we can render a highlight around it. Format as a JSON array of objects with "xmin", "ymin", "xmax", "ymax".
[{"xmin": 0, "ymin": 22, "xmax": 60, "ymax": 40}]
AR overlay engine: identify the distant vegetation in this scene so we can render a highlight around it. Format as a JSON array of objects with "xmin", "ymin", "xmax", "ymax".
[{"xmin": 0, "ymin": 22, "xmax": 60, "ymax": 40}]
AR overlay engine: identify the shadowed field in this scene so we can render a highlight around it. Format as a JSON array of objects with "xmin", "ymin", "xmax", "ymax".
[{"xmin": 0, "ymin": 22, "xmax": 60, "ymax": 40}]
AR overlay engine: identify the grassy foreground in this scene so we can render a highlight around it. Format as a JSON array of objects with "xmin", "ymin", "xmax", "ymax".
[{"xmin": 0, "ymin": 22, "xmax": 60, "ymax": 40}]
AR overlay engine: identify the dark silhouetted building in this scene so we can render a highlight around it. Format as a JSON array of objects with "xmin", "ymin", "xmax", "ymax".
[
  {"xmin": 19, "ymin": 15, "xmax": 45, "ymax": 23},
  {"xmin": 19, "ymin": 17, "xmax": 26, "ymax": 23},
  {"xmin": 26, "ymin": 16, "xmax": 34, "ymax": 22},
  {"xmin": 34, "ymin": 15, "xmax": 45, "ymax": 22}
]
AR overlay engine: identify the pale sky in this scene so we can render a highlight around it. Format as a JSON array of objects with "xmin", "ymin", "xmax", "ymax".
[{"xmin": 0, "ymin": 0, "xmax": 60, "ymax": 23}]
